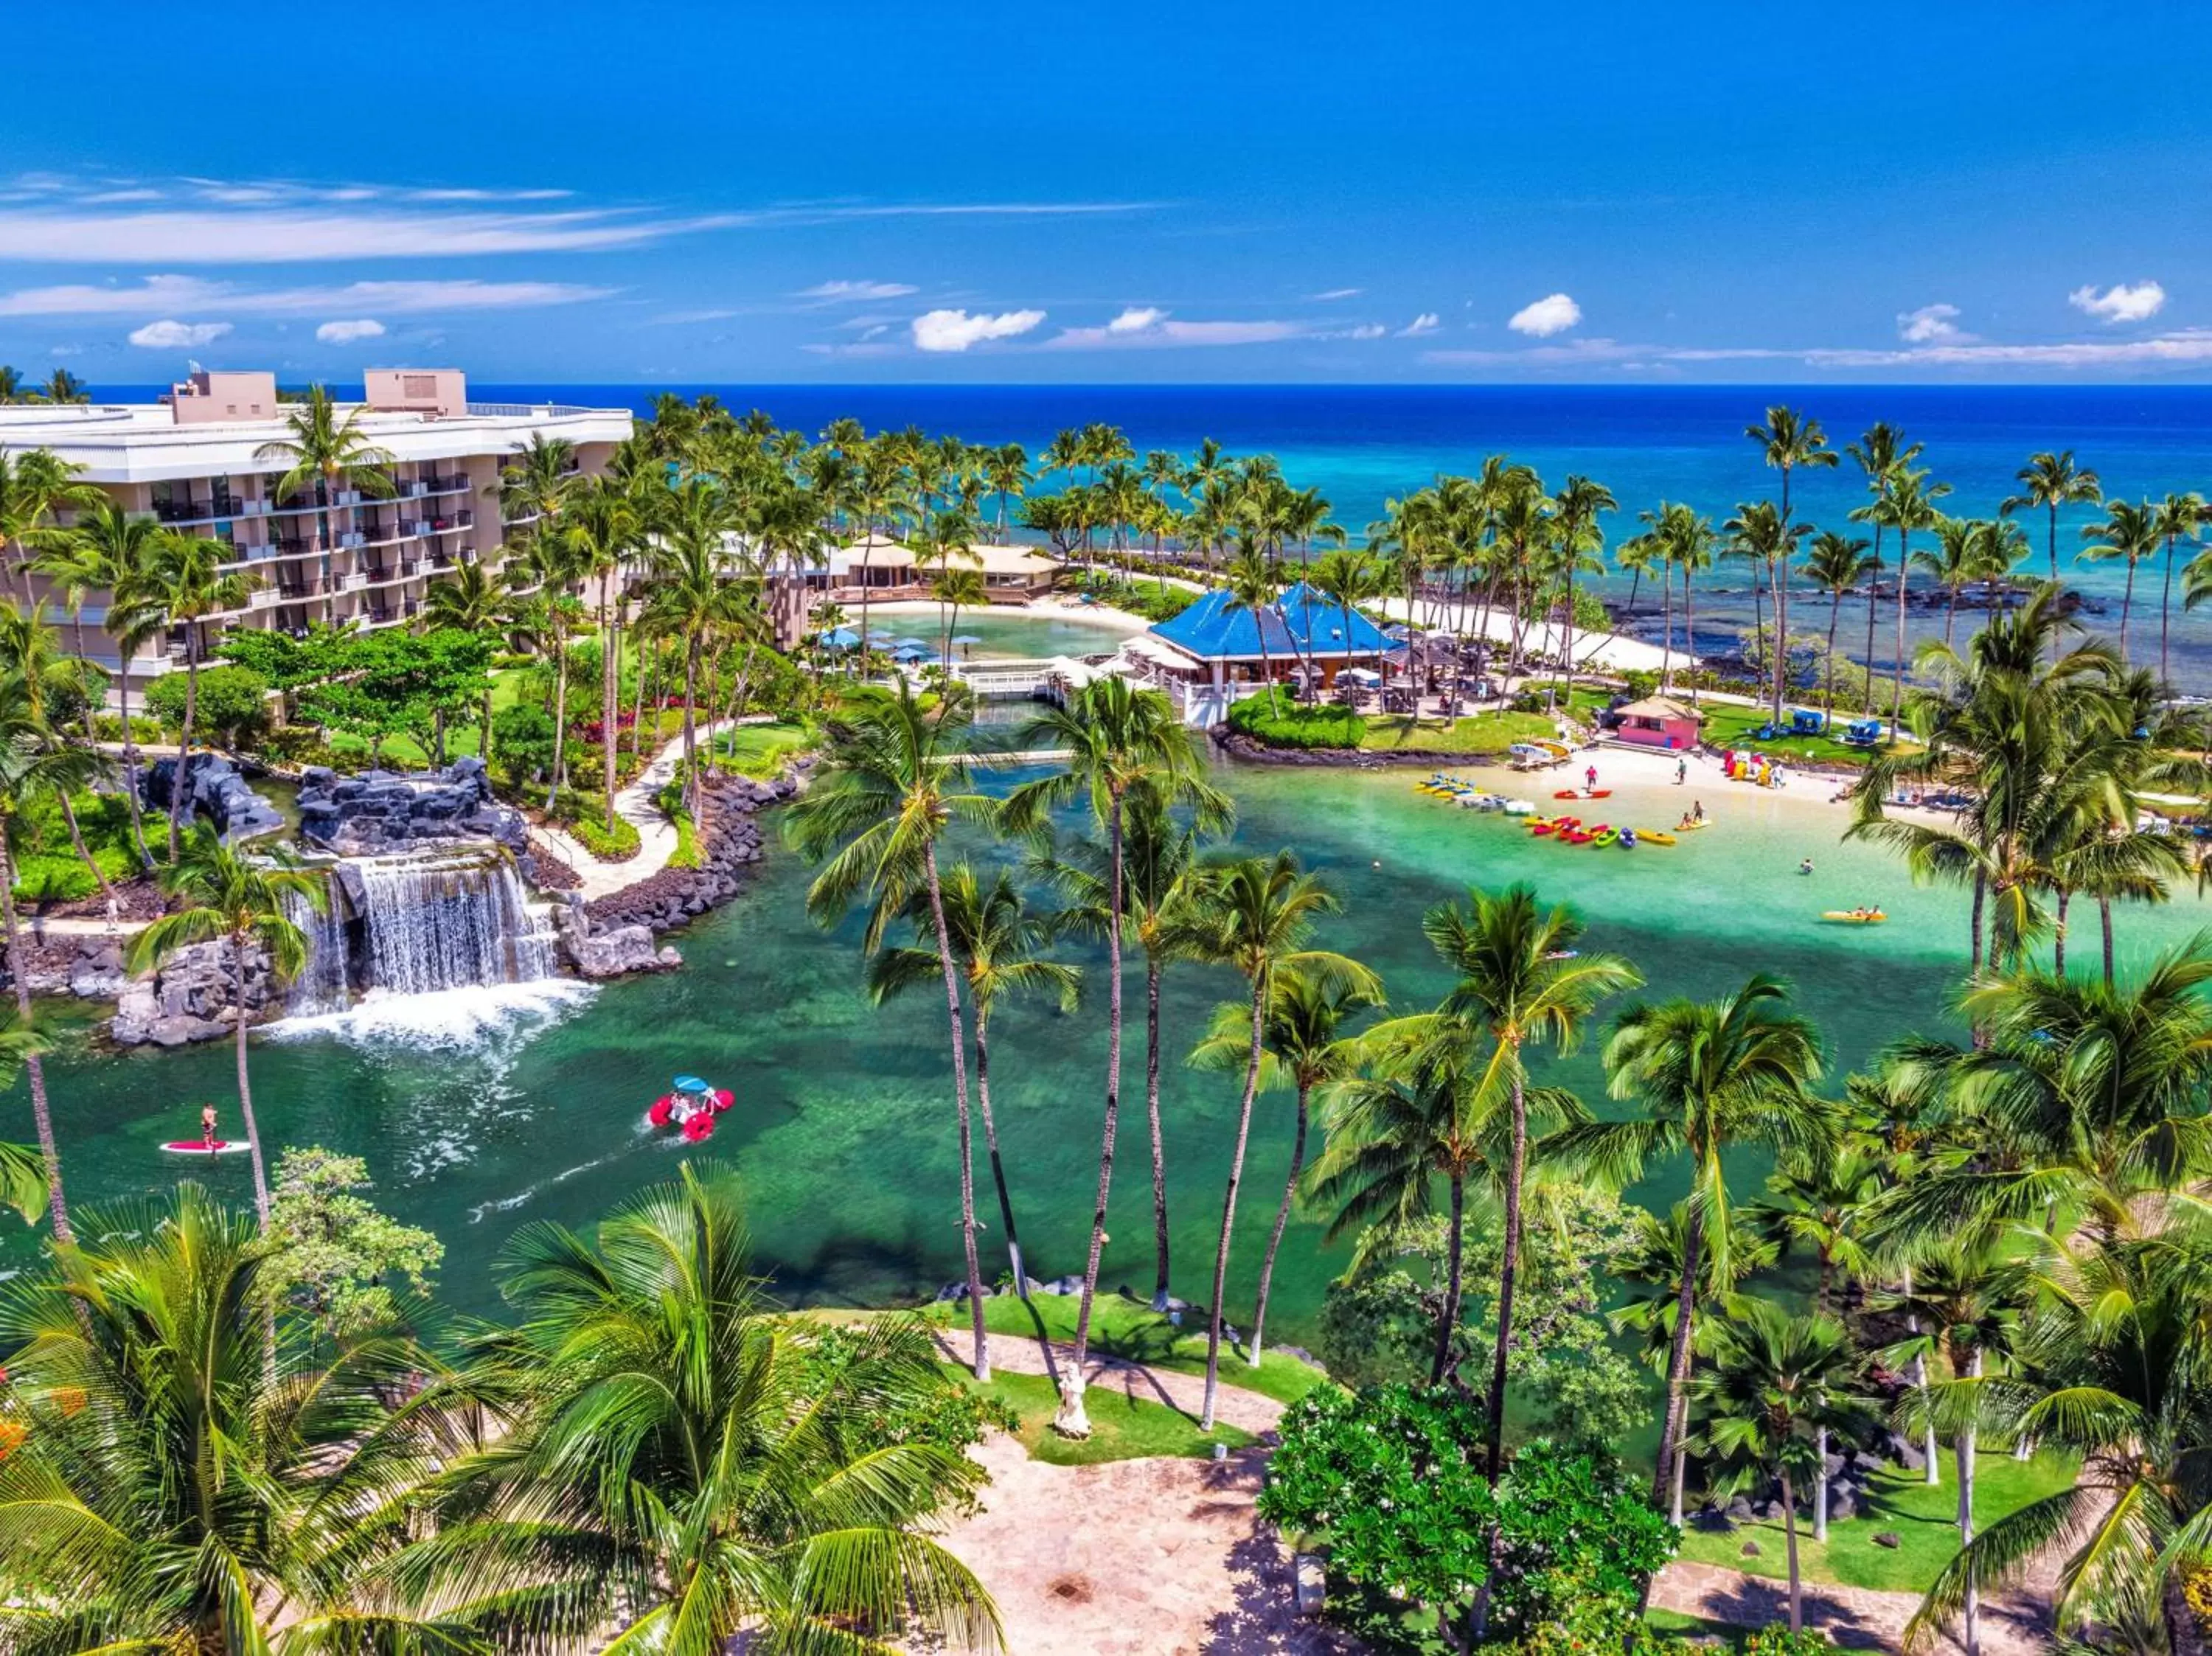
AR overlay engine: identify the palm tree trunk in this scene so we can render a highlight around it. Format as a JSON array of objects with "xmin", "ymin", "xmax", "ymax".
[
  {"xmin": 1201, "ymin": 973, "xmax": 1266, "ymax": 1433},
  {"xmin": 973, "ymin": 1006, "xmax": 1026, "ymax": 1295},
  {"xmin": 2101, "ymin": 896, "xmax": 2115, "ymax": 986},
  {"xmin": 1147, "ymin": 954, "xmax": 1172, "ymax": 1314},
  {"xmin": 601, "ymin": 592, "xmax": 619, "ymax": 831},
  {"xmin": 1684, "ymin": 565, "xmax": 1700, "ymax": 705},
  {"xmin": 1652, "ymin": 1214, "xmax": 1703, "ymax": 1503},
  {"xmin": 1248, "ymin": 1080, "xmax": 1308, "ymax": 1367},
  {"xmin": 116, "ymin": 661, "xmax": 155, "ymax": 872},
  {"xmin": 1960, "ymin": 1350, "xmax": 1981, "ymax": 1656},
  {"xmin": 1669, "ymin": 1396, "xmax": 1688, "ymax": 1525},
  {"xmin": 1893, "ymin": 532, "xmax": 1913, "ymax": 728},
  {"xmin": 1815, "ymin": 1424, "xmax": 1831, "ymax": 1543},
  {"xmin": 2119, "ymin": 557, "xmax": 2137, "ymax": 664},
  {"xmin": 544, "ymin": 638, "xmax": 570, "ymax": 815},
  {"xmin": 231, "ymin": 935, "xmax": 271, "ymax": 1228},
  {"xmin": 1825, "ymin": 594, "xmax": 1843, "ymax": 723},
  {"xmin": 679, "ymin": 642, "xmax": 699, "ymax": 838},
  {"xmin": 2161, "ymin": 538, "xmax": 2177, "ymax": 686},
  {"xmin": 922, "ymin": 844, "xmax": 988, "ymax": 1382},
  {"xmin": 1945, "ymin": 585, "xmax": 1959, "ymax": 650},
  {"xmin": 0, "ymin": 840, "xmax": 72, "ymax": 1240},
  {"xmin": 1433, "ymin": 1168, "xmax": 1467, "ymax": 1387},
  {"xmin": 56, "ymin": 794, "xmax": 116, "ymax": 905},
  {"xmin": 1864, "ymin": 543, "xmax": 1882, "ymax": 718},
  {"xmin": 2055, "ymin": 891, "xmax": 2070, "ymax": 976},
  {"xmin": 1782, "ymin": 1469, "xmax": 1804, "ymax": 1634},
  {"xmin": 1481, "ymin": 1073, "xmax": 1530, "ymax": 1480},
  {"xmin": 167, "ymin": 636, "xmax": 198, "ymax": 857},
  {"xmin": 1660, "ymin": 563, "xmax": 1675, "ymax": 695},
  {"xmin": 1771, "ymin": 554, "xmax": 1790, "ymax": 722},
  {"xmin": 1969, "ymin": 869, "xmax": 1987, "ymax": 978},
  {"xmin": 1060, "ymin": 795, "xmax": 1127, "ymax": 1436}
]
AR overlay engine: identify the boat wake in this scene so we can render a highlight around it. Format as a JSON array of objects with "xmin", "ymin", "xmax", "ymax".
[
  {"xmin": 467, "ymin": 1152, "xmax": 622, "ymax": 1224},
  {"xmin": 268, "ymin": 978, "xmax": 599, "ymax": 1050}
]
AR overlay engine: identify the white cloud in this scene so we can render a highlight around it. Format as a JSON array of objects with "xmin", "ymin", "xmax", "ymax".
[
  {"xmin": 858, "ymin": 323, "xmax": 889, "ymax": 341},
  {"xmin": 911, "ymin": 307, "xmax": 1046, "ymax": 352},
  {"xmin": 1335, "ymin": 323, "xmax": 1387, "ymax": 340},
  {"xmin": 1507, "ymin": 293, "xmax": 1582, "ymax": 337},
  {"xmin": 1397, "ymin": 312, "xmax": 1440, "ymax": 337},
  {"xmin": 315, "ymin": 318, "xmax": 386, "ymax": 344},
  {"xmin": 797, "ymin": 279, "xmax": 919, "ymax": 301},
  {"xmin": 1309, "ymin": 287, "xmax": 1363, "ymax": 300},
  {"xmin": 2069, "ymin": 280, "xmax": 2166, "ymax": 324},
  {"xmin": 128, "ymin": 319, "xmax": 232, "ymax": 348},
  {"xmin": 0, "ymin": 275, "xmax": 611, "ymax": 316},
  {"xmin": 1107, "ymin": 306, "xmax": 1168, "ymax": 333},
  {"xmin": 0, "ymin": 206, "xmax": 730, "ymax": 262},
  {"xmin": 1041, "ymin": 317, "xmax": 1306, "ymax": 351},
  {"xmin": 1896, "ymin": 302, "xmax": 1969, "ymax": 344}
]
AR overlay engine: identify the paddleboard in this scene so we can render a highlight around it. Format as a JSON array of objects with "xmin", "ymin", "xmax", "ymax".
[{"xmin": 161, "ymin": 1140, "xmax": 251, "ymax": 1155}]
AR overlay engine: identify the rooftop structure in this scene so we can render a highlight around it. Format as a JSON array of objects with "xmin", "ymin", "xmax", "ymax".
[
  {"xmin": 1145, "ymin": 582, "xmax": 1393, "ymax": 667},
  {"xmin": 0, "ymin": 371, "xmax": 633, "ymax": 681}
]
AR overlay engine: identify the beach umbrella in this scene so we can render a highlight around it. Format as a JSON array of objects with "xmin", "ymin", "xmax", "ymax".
[
  {"xmin": 817, "ymin": 625, "xmax": 860, "ymax": 650},
  {"xmin": 950, "ymin": 634, "xmax": 983, "ymax": 644}
]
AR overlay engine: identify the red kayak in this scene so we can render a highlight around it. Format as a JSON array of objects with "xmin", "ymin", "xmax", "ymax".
[{"xmin": 161, "ymin": 1140, "xmax": 250, "ymax": 1156}]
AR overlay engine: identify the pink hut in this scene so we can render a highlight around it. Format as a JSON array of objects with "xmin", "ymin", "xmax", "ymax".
[{"xmin": 1612, "ymin": 696, "xmax": 1703, "ymax": 751}]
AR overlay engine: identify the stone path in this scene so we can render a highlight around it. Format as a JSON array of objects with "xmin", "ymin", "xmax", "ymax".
[
  {"xmin": 531, "ymin": 717, "xmax": 760, "ymax": 901},
  {"xmin": 927, "ymin": 1326, "xmax": 1293, "ymax": 1436},
  {"xmin": 1652, "ymin": 1559, "xmax": 2053, "ymax": 1655}
]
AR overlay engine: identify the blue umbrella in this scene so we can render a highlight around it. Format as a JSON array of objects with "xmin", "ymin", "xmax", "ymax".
[{"xmin": 818, "ymin": 625, "xmax": 860, "ymax": 649}]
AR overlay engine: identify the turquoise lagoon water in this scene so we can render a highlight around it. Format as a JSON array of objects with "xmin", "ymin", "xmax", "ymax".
[{"xmin": 10, "ymin": 617, "xmax": 2212, "ymax": 1339}]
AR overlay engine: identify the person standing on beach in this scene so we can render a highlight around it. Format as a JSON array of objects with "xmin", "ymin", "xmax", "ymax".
[
  {"xmin": 1675, "ymin": 757, "xmax": 1687, "ymax": 784},
  {"xmin": 1585, "ymin": 763, "xmax": 1599, "ymax": 790}
]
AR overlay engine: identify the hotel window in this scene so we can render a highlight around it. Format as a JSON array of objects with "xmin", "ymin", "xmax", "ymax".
[{"xmin": 402, "ymin": 375, "xmax": 437, "ymax": 399}]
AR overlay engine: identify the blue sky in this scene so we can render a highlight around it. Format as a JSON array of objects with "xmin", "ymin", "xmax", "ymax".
[{"xmin": 3, "ymin": 0, "xmax": 2209, "ymax": 384}]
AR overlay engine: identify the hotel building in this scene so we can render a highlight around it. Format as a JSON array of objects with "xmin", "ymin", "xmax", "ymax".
[{"xmin": 0, "ymin": 368, "xmax": 633, "ymax": 683}]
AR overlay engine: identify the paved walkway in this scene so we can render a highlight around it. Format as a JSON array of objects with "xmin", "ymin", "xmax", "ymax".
[
  {"xmin": 532, "ymin": 717, "xmax": 754, "ymax": 902},
  {"xmin": 1652, "ymin": 1559, "xmax": 2053, "ymax": 1655},
  {"xmin": 927, "ymin": 1326, "xmax": 1293, "ymax": 1437}
]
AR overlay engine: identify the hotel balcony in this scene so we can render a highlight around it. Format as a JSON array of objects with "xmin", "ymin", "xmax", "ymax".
[{"xmin": 153, "ymin": 490, "xmax": 251, "ymax": 524}]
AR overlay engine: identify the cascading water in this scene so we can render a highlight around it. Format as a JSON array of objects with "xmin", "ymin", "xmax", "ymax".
[
  {"xmin": 284, "ymin": 874, "xmax": 352, "ymax": 1016},
  {"xmin": 350, "ymin": 849, "xmax": 559, "ymax": 995}
]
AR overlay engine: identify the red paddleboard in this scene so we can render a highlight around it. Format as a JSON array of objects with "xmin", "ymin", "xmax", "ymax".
[{"xmin": 161, "ymin": 1140, "xmax": 251, "ymax": 1155}]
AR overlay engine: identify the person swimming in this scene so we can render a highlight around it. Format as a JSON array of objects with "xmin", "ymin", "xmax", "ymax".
[{"xmin": 1800, "ymin": 857, "xmax": 1815, "ymax": 875}]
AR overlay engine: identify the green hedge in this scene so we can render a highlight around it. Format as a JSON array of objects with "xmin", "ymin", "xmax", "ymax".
[
  {"xmin": 1225, "ymin": 693, "xmax": 1365, "ymax": 749},
  {"xmin": 566, "ymin": 813, "xmax": 641, "ymax": 862}
]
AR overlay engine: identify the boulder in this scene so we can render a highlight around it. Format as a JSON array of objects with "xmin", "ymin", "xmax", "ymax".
[
  {"xmin": 147, "ymin": 1012, "xmax": 229, "ymax": 1047},
  {"xmin": 1872, "ymin": 1531, "xmax": 1902, "ymax": 1550},
  {"xmin": 566, "ymin": 922, "xmax": 680, "ymax": 981}
]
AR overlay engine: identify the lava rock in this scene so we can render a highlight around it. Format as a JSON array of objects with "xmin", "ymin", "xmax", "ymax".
[
  {"xmin": 1740, "ymin": 1541, "xmax": 1761, "ymax": 1559},
  {"xmin": 566, "ymin": 922, "xmax": 680, "ymax": 980},
  {"xmin": 140, "ymin": 751, "xmax": 285, "ymax": 841},
  {"xmin": 1873, "ymin": 1531, "xmax": 1902, "ymax": 1550}
]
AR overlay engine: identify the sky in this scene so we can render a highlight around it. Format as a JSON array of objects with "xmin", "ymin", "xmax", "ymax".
[{"xmin": 2, "ymin": 0, "xmax": 2210, "ymax": 386}]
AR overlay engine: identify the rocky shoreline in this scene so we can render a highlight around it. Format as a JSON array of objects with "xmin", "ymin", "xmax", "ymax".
[{"xmin": 1212, "ymin": 729, "xmax": 1512, "ymax": 768}]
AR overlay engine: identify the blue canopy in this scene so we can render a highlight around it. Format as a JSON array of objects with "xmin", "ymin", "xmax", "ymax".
[
  {"xmin": 817, "ymin": 625, "xmax": 860, "ymax": 649},
  {"xmin": 1148, "ymin": 581, "xmax": 1392, "ymax": 661}
]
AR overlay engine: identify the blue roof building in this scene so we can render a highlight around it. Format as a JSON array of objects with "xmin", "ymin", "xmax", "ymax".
[{"xmin": 1146, "ymin": 582, "xmax": 1391, "ymax": 675}]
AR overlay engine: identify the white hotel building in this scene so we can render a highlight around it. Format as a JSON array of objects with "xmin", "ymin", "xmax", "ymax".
[{"xmin": 0, "ymin": 368, "xmax": 633, "ymax": 683}]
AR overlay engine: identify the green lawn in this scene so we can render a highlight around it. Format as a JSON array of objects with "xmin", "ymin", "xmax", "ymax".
[
  {"xmin": 1691, "ymin": 701, "xmax": 1913, "ymax": 769},
  {"xmin": 712, "ymin": 718, "xmax": 813, "ymax": 776},
  {"xmin": 947, "ymin": 1367, "xmax": 1254, "ymax": 1467},
  {"xmin": 918, "ymin": 1290, "xmax": 1335, "ymax": 1410},
  {"xmin": 1645, "ymin": 1608, "xmax": 1750, "ymax": 1648},
  {"xmin": 1674, "ymin": 1451, "xmax": 2077, "ymax": 1595},
  {"xmin": 1358, "ymin": 710, "xmax": 1555, "ymax": 754}
]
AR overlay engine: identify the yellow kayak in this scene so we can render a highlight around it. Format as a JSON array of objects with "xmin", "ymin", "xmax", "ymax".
[
  {"xmin": 1820, "ymin": 910, "xmax": 1888, "ymax": 925},
  {"xmin": 1638, "ymin": 829, "xmax": 1677, "ymax": 846}
]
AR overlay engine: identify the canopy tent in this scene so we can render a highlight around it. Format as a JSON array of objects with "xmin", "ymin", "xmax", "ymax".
[{"xmin": 815, "ymin": 625, "xmax": 860, "ymax": 650}]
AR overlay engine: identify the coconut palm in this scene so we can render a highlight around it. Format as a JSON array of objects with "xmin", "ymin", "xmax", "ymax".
[
  {"xmin": 0, "ymin": 1013, "xmax": 50, "ymax": 1224},
  {"xmin": 1190, "ymin": 964, "xmax": 1376, "ymax": 1366},
  {"xmin": 635, "ymin": 479, "xmax": 747, "ymax": 835},
  {"xmin": 1403, "ymin": 884, "xmax": 1641, "ymax": 1478},
  {"xmin": 2079, "ymin": 499, "xmax": 2160, "ymax": 667},
  {"xmin": 787, "ymin": 681, "xmax": 998, "ymax": 1380},
  {"xmin": 1882, "ymin": 467, "xmax": 1951, "ymax": 726},
  {"xmin": 1547, "ymin": 474, "xmax": 1615, "ymax": 697},
  {"xmin": 1747, "ymin": 407, "xmax": 1842, "ymax": 720},
  {"xmin": 1848, "ymin": 423, "xmax": 1924, "ymax": 699},
  {"xmin": 1220, "ymin": 540, "xmax": 1286, "ymax": 712},
  {"xmin": 2150, "ymin": 492, "xmax": 2203, "ymax": 686},
  {"xmin": 0, "ymin": 1182, "xmax": 459, "ymax": 1656},
  {"xmin": 386, "ymin": 1164, "xmax": 1004, "ymax": 1655},
  {"xmin": 538, "ymin": 481, "xmax": 637, "ymax": 815},
  {"xmin": 869, "ymin": 864, "xmax": 1079, "ymax": 1296},
  {"xmin": 0, "ymin": 677, "xmax": 96, "ymax": 1239},
  {"xmin": 1726, "ymin": 501, "xmax": 1806, "ymax": 712},
  {"xmin": 422, "ymin": 558, "xmax": 511, "ymax": 755},
  {"xmin": 1877, "ymin": 1239, "xmax": 2029, "ymax": 1656},
  {"xmin": 1652, "ymin": 501, "xmax": 1717, "ymax": 700},
  {"xmin": 36, "ymin": 366, "xmax": 88, "ymax": 405},
  {"xmin": 1551, "ymin": 974, "xmax": 1832, "ymax": 1505},
  {"xmin": 1804, "ymin": 529, "xmax": 1874, "ymax": 717},
  {"xmin": 110, "ymin": 532, "xmax": 254, "ymax": 857},
  {"xmin": 0, "ymin": 599, "xmax": 117, "ymax": 904},
  {"xmin": 1186, "ymin": 852, "xmax": 1374, "ymax": 1431},
  {"xmin": 0, "ymin": 445, "xmax": 102, "ymax": 608},
  {"xmin": 127, "ymin": 828, "xmax": 321, "ymax": 1227},
  {"xmin": 252, "ymin": 384, "xmax": 397, "ymax": 591},
  {"xmin": 1002, "ymin": 678, "xmax": 1228, "ymax": 1430},
  {"xmin": 984, "ymin": 442, "xmax": 1031, "ymax": 537},
  {"xmin": 1914, "ymin": 515, "xmax": 1982, "ymax": 652},
  {"xmin": 1691, "ymin": 1300, "xmax": 1878, "ymax": 1634},
  {"xmin": 493, "ymin": 431, "xmax": 583, "ymax": 546},
  {"xmin": 2004, "ymin": 449, "xmax": 2104, "ymax": 587}
]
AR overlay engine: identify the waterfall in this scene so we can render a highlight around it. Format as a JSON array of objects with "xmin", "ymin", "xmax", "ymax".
[
  {"xmin": 285, "ymin": 875, "xmax": 352, "ymax": 1016},
  {"xmin": 350, "ymin": 849, "xmax": 559, "ymax": 996}
]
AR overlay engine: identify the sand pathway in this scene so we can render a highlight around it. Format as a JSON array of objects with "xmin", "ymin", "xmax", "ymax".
[
  {"xmin": 531, "ymin": 716, "xmax": 768, "ymax": 900},
  {"xmin": 1650, "ymin": 1559, "xmax": 2053, "ymax": 1655}
]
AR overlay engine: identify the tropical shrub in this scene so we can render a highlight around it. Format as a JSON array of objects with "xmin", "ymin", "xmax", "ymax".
[
  {"xmin": 261, "ymin": 1147, "xmax": 443, "ymax": 1335},
  {"xmin": 143, "ymin": 663, "xmax": 271, "ymax": 745},
  {"xmin": 1745, "ymin": 1627, "xmax": 1834, "ymax": 1655},
  {"xmin": 566, "ymin": 808, "xmax": 641, "ymax": 861},
  {"xmin": 490, "ymin": 701, "xmax": 557, "ymax": 787},
  {"xmin": 1227, "ymin": 692, "xmax": 1365, "ymax": 748}
]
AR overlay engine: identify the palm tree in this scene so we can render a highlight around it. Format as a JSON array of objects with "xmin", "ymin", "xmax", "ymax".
[
  {"xmin": 1884, "ymin": 467, "xmax": 1951, "ymax": 726},
  {"xmin": 111, "ymin": 532, "xmax": 252, "ymax": 857},
  {"xmin": 389, "ymin": 1164, "xmax": 1004, "ymax": 1654},
  {"xmin": 1877, "ymin": 1239, "xmax": 2028, "ymax": 1656},
  {"xmin": 1002, "ymin": 678, "xmax": 1228, "ymax": 1430},
  {"xmin": 36, "ymin": 366, "xmax": 88, "ymax": 404},
  {"xmin": 1551, "ymin": 973, "xmax": 1832, "ymax": 1506},
  {"xmin": 0, "ymin": 1012, "xmax": 52, "ymax": 1224},
  {"xmin": 869, "ymin": 864, "xmax": 1079, "ymax": 1295},
  {"xmin": 537, "ymin": 482, "xmax": 634, "ymax": 814},
  {"xmin": 494, "ymin": 431, "xmax": 583, "ymax": 546},
  {"xmin": 422, "ymin": 558, "xmax": 510, "ymax": 754},
  {"xmin": 252, "ymin": 384, "xmax": 397, "ymax": 599},
  {"xmin": 1191, "ymin": 964, "xmax": 1376, "ymax": 1366},
  {"xmin": 1848, "ymin": 423, "xmax": 1924, "ymax": 710},
  {"xmin": 1220, "ymin": 541, "xmax": 1285, "ymax": 713},
  {"xmin": 787, "ymin": 681, "xmax": 998, "ymax": 1381},
  {"xmin": 127, "ymin": 829, "xmax": 321, "ymax": 1227},
  {"xmin": 0, "ymin": 600, "xmax": 116, "ymax": 905},
  {"xmin": 1726, "ymin": 501, "xmax": 1805, "ymax": 714},
  {"xmin": 1747, "ymin": 407, "xmax": 1841, "ymax": 720},
  {"xmin": 1653, "ymin": 501, "xmax": 1717, "ymax": 701},
  {"xmin": 0, "ymin": 364, "xmax": 24, "ymax": 405},
  {"xmin": 1691, "ymin": 1300, "xmax": 1877, "ymax": 1634},
  {"xmin": 0, "ymin": 676, "xmax": 96, "ymax": 1239},
  {"xmin": 2003, "ymin": 449, "xmax": 2104, "ymax": 587},
  {"xmin": 1411, "ymin": 884, "xmax": 1639, "ymax": 1479},
  {"xmin": 0, "ymin": 1183, "xmax": 461, "ymax": 1655},
  {"xmin": 2079, "ymin": 499, "xmax": 2160, "ymax": 667},
  {"xmin": 2150, "ymin": 491, "xmax": 2203, "ymax": 686},
  {"xmin": 985, "ymin": 442, "xmax": 1031, "ymax": 538},
  {"xmin": 1547, "ymin": 474, "xmax": 1615, "ymax": 700},
  {"xmin": 1186, "ymin": 852, "xmax": 1374, "ymax": 1431},
  {"xmin": 635, "ymin": 479, "xmax": 745, "ymax": 835},
  {"xmin": 1804, "ymin": 529, "xmax": 1874, "ymax": 717},
  {"xmin": 0, "ymin": 444, "xmax": 102, "ymax": 607}
]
